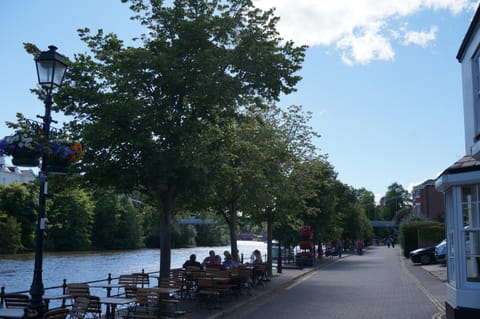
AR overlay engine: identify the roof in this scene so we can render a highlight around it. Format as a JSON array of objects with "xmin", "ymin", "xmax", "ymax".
[
  {"xmin": 457, "ymin": 4, "xmax": 480, "ymax": 61},
  {"xmin": 440, "ymin": 155, "xmax": 480, "ymax": 175},
  {"xmin": 412, "ymin": 178, "xmax": 437, "ymax": 190}
]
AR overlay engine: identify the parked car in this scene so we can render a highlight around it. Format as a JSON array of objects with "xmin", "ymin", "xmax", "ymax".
[
  {"xmin": 435, "ymin": 239, "xmax": 447, "ymax": 264},
  {"xmin": 409, "ymin": 246, "xmax": 436, "ymax": 265}
]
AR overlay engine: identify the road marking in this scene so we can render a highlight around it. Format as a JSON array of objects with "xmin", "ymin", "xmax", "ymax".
[
  {"xmin": 284, "ymin": 271, "xmax": 315, "ymax": 290},
  {"xmin": 400, "ymin": 255, "xmax": 445, "ymax": 318}
]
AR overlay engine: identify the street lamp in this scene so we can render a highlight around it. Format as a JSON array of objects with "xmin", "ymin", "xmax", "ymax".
[{"xmin": 29, "ymin": 45, "xmax": 67, "ymax": 317}]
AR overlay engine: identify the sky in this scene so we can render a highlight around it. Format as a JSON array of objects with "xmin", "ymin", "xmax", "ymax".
[{"xmin": 1, "ymin": 0, "xmax": 479, "ymax": 202}]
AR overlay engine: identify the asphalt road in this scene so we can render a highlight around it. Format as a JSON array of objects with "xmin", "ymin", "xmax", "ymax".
[{"xmin": 223, "ymin": 246, "xmax": 446, "ymax": 319}]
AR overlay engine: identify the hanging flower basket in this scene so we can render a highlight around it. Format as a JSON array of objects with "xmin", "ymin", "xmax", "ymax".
[
  {"xmin": 11, "ymin": 149, "xmax": 41, "ymax": 167},
  {"xmin": 0, "ymin": 131, "xmax": 42, "ymax": 167},
  {"xmin": 45, "ymin": 141, "xmax": 83, "ymax": 174}
]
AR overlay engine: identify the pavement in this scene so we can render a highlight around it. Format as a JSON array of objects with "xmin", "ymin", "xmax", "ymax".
[{"xmin": 179, "ymin": 249, "xmax": 447, "ymax": 319}]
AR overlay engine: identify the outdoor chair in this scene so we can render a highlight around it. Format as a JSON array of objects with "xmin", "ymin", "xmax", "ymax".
[
  {"xmin": 122, "ymin": 288, "xmax": 160, "ymax": 319},
  {"xmin": 252, "ymin": 263, "xmax": 268, "ymax": 287},
  {"xmin": 84, "ymin": 295, "xmax": 102, "ymax": 319},
  {"xmin": 69, "ymin": 296, "xmax": 90, "ymax": 319},
  {"xmin": 3, "ymin": 293, "xmax": 29, "ymax": 309},
  {"xmin": 195, "ymin": 277, "xmax": 219, "ymax": 310},
  {"xmin": 66, "ymin": 283, "xmax": 90, "ymax": 299}
]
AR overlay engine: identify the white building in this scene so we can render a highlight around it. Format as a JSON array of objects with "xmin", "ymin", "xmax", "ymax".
[
  {"xmin": 0, "ymin": 156, "xmax": 36, "ymax": 185},
  {"xmin": 435, "ymin": 5, "xmax": 480, "ymax": 318}
]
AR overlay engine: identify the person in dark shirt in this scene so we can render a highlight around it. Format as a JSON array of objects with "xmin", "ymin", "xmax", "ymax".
[{"xmin": 183, "ymin": 254, "xmax": 202, "ymax": 268}]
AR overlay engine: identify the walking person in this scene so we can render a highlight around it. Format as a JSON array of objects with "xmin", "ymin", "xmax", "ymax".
[{"xmin": 336, "ymin": 239, "xmax": 343, "ymax": 258}]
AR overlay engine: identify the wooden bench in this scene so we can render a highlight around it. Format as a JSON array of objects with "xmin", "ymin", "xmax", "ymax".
[{"xmin": 3, "ymin": 293, "xmax": 29, "ymax": 309}]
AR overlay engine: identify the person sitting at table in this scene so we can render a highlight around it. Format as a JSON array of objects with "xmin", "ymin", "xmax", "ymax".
[
  {"xmin": 232, "ymin": 250, "xmax": 243, "ymax": 268},
  {"xmin": 183, "ymin": 254, "xmax": 202, "ymax": 268},
  {"xmin": 205, "ymin": 255, "xmax": 227, "ymax": 270},
  {"xmin": 252, "ymin": 249, "xmax": 263, "ymax": 265},
  {"xmin": 202, "ymin": 250, "xmax": 216, "ymax": 268},
  {"xmin": 222, "ymin": 251, "xmax": 235, "ymax": 269}
]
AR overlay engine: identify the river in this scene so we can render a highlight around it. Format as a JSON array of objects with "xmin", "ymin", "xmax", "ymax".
[{"xmin": 0, "ymin": 240, "xmax": 267, "ymax": 295}]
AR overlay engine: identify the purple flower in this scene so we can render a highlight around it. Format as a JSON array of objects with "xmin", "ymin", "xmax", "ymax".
[{"xmin": 50, "ymin": 142, "xmax": 75, "ymax": 161}]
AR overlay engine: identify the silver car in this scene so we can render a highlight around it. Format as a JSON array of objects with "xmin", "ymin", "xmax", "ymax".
[{"xmin": 435, "ymin": 239, "xmax": 447, "ymax": 264}]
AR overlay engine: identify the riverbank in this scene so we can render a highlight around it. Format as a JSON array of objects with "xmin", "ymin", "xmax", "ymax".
[{"xmin": 0, "ymin": 241, "xmax": 267, "ymax": 294}]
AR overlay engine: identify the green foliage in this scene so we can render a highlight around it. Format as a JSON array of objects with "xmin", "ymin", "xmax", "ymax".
[
  {"xmin": 46, "ymin": 187, "xmax": 94, "ymax": 251},
  {"xmin": 91, "ymin": 192, "xmax": 144, "ymax": 250},
  {"xmin": 0, "ymin": 182, "xmax": 37, "ymax": 249},
  {"xmin": 0, "ymin": 213, "xmax": 23, "ymax": 254},
  {"xmin": 29, "ymin": 0, "xmax": 306, "ymax": 274},
  {"xmin": 171, "ymin": 224, "xmax": 197, "ymax": 248},
  {"xmin": 399, "ymin": 220, "xmax": 445, "ymax": 257},
  {"xmin": 115, "ymin": 196, "xmax": 144, "ymax": 249},
  {"xmin": 195, "ymin": 223, "xmax": 230, "ymax": 247},
  {"xmin": 380, "ymin": 183, "xmax": 411, "ymax": 221}
]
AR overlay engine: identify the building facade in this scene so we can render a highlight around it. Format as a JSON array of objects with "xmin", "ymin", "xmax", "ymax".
[
  {"xmin": 0, "ymin": 156, "xmax": 36, "ymax": 185},
  {"xmin": 411, "ymin": 179, "xmax": 444, "ymax": 222},
  {"xmin": 435, "ymin": 5, "xmax": 480, "ymax": 318}
]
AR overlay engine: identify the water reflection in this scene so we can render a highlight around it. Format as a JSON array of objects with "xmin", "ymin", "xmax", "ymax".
[{"xmin": 0, "ymin": 240, "xmax": 266, "ymax": 293}]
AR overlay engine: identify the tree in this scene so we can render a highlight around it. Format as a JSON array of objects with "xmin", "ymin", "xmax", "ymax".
[
  {"xmin": 0, "ymin": 213, "xmax": 23, "ymax": 254},
  {"xmin": 380, "ymin": 183, "xmax": 410, "ymax": 221},
  {"xmin": 29, "ymin": 0, "xmax": 306, "ymax": 277},
  {"xmin": 0, "ymin": 182, "xmax": 37, "ymax": 249},
  {"xmin": 46, "ymin": 187, "xmax": 94, "ymax": 251}
]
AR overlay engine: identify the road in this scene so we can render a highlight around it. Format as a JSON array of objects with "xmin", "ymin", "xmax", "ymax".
[{"xmin": 225, "ymin": 246, "xmax": 446, "ymax": 319}]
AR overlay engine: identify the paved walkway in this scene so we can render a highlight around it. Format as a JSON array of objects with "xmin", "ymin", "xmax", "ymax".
[{"xmin": 180, "ymin": 246, "xmax": 447, "ymax": 319}]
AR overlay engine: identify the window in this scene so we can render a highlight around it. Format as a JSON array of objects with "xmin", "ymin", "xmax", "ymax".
[
  {"xmin": 472, "ymin": 50, "xmax": 480, "ymax": 140},
  {"xmin": 461, "ymin": 185, "xmax": 480, "ymax": 282}
]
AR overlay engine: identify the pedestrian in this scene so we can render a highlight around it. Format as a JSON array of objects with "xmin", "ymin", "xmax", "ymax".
[
  {"xmin": 336, "ymin": 239, "xmax": 343, "ymax": 258},
  {"xmin": 391, "ymin": 237, "xmax": 395, "ymax": 248},
  {"xmin": 356, "ymin": 239, "xmax": 363, "ymax": 255},
  {"xmin": 386, "ymin": 237, "xmax": 391, "ymax": 248}
]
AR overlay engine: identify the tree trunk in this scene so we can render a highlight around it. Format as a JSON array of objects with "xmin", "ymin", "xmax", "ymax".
[
  {"xmin": 267, "ymin": 210, "xmax": 273, "ymax": 277},
  {"xmin": 228, "ymin": 204, "xmax": 238, "ymax": 258},
  {"xmin": 159, "ymin": 191, "xmax": 173, "ymax": 278}
]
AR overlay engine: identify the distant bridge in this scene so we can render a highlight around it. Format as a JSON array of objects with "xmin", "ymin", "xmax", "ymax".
[
  {"xmin": 371, "ymin": 220, "xmax": 396, "ymax": 228},
  {"xmin": 178, "ymin": 217, "xmax": 215, "ymax": 225}
]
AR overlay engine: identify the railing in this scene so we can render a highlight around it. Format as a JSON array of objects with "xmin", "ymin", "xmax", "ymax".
[{"xmin": 0, "ymin": 269, "xmax": 161, "ymax": 309}]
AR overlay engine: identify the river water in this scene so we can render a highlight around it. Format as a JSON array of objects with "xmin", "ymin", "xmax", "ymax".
[{"xmin": 0, "ymin": 240, "xmax": 267, "ymax": 295}]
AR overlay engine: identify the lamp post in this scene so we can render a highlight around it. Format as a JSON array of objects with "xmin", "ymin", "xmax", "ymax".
[{"xmin": 29, "ymin": 45, "xmax": 67, "ymax": 316}]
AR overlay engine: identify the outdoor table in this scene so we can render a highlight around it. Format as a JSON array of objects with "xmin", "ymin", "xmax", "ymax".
[
  {"xmin": 90, "ymin": 283, "xmax": 127, "ymax": 297},
  {"xmin": 146, "ymin": 287, "xmax": 181, "ymax": 297},
  {"xmin": 99, "ymin": 296, "xmax": 136, "ymax": 319},
  {"xmin": 0, "ymin": 308, "xmax": 26, "ymax": 319}
]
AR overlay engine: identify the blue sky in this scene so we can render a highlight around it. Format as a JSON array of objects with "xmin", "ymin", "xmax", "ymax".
[{"xmin": 1, "ymin": 0, "xmax": 478, "ymax": 201}]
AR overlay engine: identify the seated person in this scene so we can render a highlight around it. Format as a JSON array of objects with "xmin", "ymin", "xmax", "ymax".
[
  {"xmin": 202, "ymin": 250, "xmax": 216, "ymax": 268},
  {"xmin": 183, "ymin": 254, "xmax": 202, "ymax": 268},
  {"xmin": 205, "ymin": 255, "xmax": 226, "ymax": 270},
  {"xmin": 252, "ymin": 249, "xmax": 266, "ymax": 284},
  {"xmin": 252, "ymin": 249, "xmax": 263, "ymax": 265},
  {"xmin": 231, "ymin": 250, "xmax": 243, "ymax": 268},
  {"xmin": 222, "ymin": 251, "xmax": 235, "ymax": 269}
]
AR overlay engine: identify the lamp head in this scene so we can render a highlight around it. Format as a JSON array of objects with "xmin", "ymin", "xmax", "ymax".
[{"xmin": 35, "ymin": 45, "xmax": 67, "ymax": 91}]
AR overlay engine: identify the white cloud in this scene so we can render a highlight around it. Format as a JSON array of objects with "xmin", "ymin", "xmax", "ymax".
[
  {"xmin": 253, "ymin": 0, "xmax": 478, "ymax": 65},
  {"xmin": 403, "ymin": 26, "xmax": 438, "ymax": 47}
]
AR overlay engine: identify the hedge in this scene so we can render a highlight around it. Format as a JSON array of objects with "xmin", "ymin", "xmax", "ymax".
[{"xmin": 399, "ymin": 220, "xmax": 445, "ymax": 258}]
